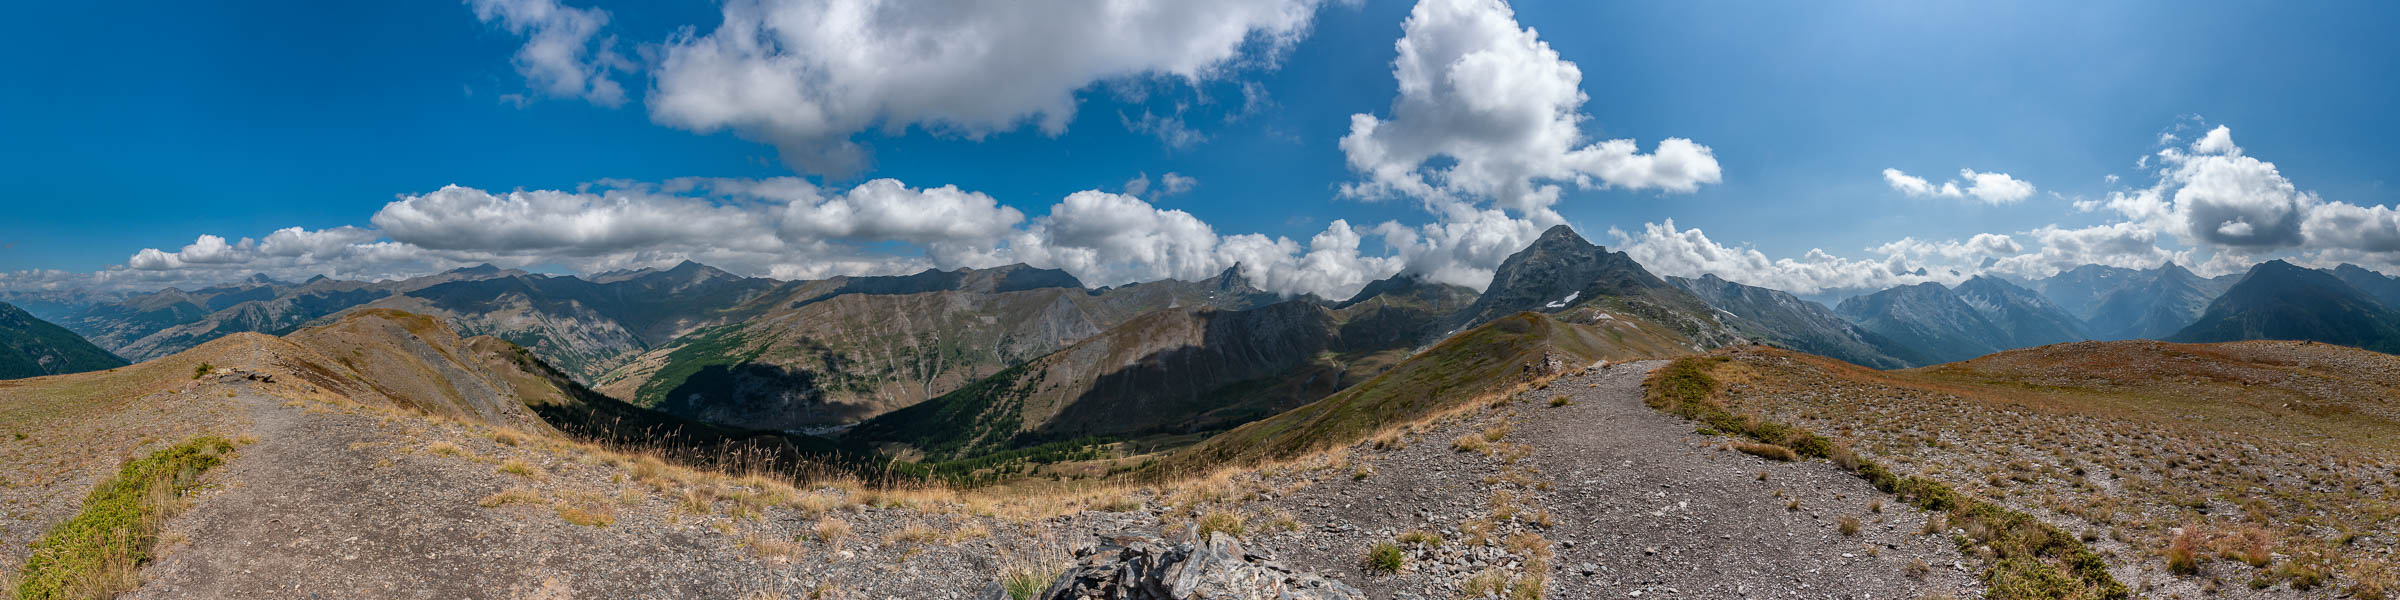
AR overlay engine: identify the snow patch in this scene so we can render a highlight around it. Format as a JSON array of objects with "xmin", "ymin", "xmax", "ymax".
[{"xmin": 1545, "ymin": 291, "xmax": 1581, "ymax": 309}]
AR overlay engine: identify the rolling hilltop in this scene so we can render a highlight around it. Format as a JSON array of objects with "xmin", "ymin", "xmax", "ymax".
[{"xmin": 1679, "ymin": 340, "xmax": 2398, "ymax": 597}]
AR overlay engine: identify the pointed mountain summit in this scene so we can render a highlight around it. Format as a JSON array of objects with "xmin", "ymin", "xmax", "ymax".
[
  {"xmin": 2170, "ymin": 260, "xmax": 2400, "ymax": 352},
  {"xmin": 1451, "ymin": 225, "xmax": 1688, "ymax": 330},
  {"xmin": 2081, "ymin": 261, "xmax": 2224, "ymax": 340},
  {"xmin": 2331, "ymin": 263, "xmax": 2400, "ymax": 309},
  {"xmin": 2036, "ymin": 264, "xmax": 2149, "ymax": 319},
  {"xmin": 1951, "ymin": 275, "xmax": 2089, "ymax": 348},
  {"xmin": 1335, "ymin": 272, "xmax": 1477, "ymax": 311},
  {"xmin": 1836, "ymin": 282, "xmax": 2012, "ymax": 364}
]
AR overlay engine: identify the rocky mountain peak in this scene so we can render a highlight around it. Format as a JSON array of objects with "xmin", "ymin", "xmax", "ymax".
[{"xmin": 448, "ymin": 263, "xmax": 504, "ymax": 276}]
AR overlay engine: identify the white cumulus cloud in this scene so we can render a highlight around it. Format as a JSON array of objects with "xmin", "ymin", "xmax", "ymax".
[
  {"xmin": 1339, "ymin": 0, "xmax": 1721, "ymax": 218},
  {"xmin": 1882, "ymin": 168, "xmax": 2035, "ymax": 205},
  {"xmin": 467, "ymin": 0, "xmax": 630, "ymax": 106},
  {"xmin": 647, "ymin": 0, "xmax": 1329, "ymax": 175}
]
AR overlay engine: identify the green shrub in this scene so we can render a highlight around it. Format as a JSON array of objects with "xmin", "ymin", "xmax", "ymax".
[
  {"xmin": 14, "ymin": 436, "xmax": 235, "ymax": 600},
  {"xmin": 1365, "ymin": 541, "xmax": 1404, "ymax": 573}
]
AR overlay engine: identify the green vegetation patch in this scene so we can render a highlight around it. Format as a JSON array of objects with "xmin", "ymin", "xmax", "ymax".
[
  {"xmin": 1644, "ymin": 356, "xmax": 2126, "ymax": 600},
  {"xmin": 14, "ymin": 435, "xmax": 236, "ymax": 600},
  {"xmin": 1156, "ymin": 312, "xmax": 1616, "ymax": 477},
  {"xmin": 632, "ymin": 324, "xmax": 766, "ymax": 408}
]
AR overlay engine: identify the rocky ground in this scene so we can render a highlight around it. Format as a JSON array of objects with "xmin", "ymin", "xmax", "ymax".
[{"xmin": 21, "ymin": 354, "xmax": 1990, "ymax": 598}]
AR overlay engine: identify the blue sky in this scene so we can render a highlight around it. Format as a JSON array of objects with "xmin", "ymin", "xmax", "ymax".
[{"xmin": 3, "ymin": 0, "xmax": 2395, "ymax": 298}]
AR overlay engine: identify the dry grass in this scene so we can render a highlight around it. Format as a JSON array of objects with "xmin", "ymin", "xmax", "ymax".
[
  {"xmin": 1733, "ymin": 442, "xmax": 1798, "ymax": 462},
  {"xmin": 1195, "ymin": 510, "xmax": 1246, "ymax": 540},
  {"xmin": 743, "ymin": 534, "xmax": 803, "ymax": 563},
  {"xmin": 556, "ymin": 493, "xmax": 616, "ymax": 527},
  {"xmin": 497, "ymin": 458, "xmax": 544, "ymax": 480},
  {"xmin": 478, "ymin": 487, "xmax": 545, "ymax": 508},
  {"xmin": 811, "ymin": 517, "xmax": 852, "ymax": 544},
  {"xmin": 998, "ymin": 536, "xmax": 1072, "ymax": 600},
  {"xmin": 1704, "ymin": 342, "xmax": 2400, "ymax": 592}
]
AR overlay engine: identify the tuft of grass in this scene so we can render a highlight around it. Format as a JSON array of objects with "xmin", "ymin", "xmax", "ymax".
[
  {"xmin": 1839, "ymin": 515, "xmax": 1863, "ymax": 536},
  {"xmin": 1459, "ymin": 569, "xmax": 1508, "ymax": 597},
  {"xmin": 425, "ymin": 441, "xmax": 464, "ymax": 457},
  {"xmin": 1733, "ymin": 442, "xmax": 1798, "ymax": 462},
  {"xmin": 191, "ymin": 363, "xmax": 213, "ymax": 379},
  {"xmin": 1195, "ymin": 510, "xmax": 1246, "ymax": 540},
  {"xmin": 744, "ymin": 535, "xmax": 803, "ymax": 563},
  {"xmin": 811, "ymin": 517, "xmax": 852, "ymax": 544},
  {"xmin": 1549, "ymin": 395, "xmax": 1571, "ymax": 407},
  {"xmin": 496, "ymin": 459, "xmax": 543, "ymax": 480},
  {"xmin": 477, "ymin": 487, "xmax": 543, "ymax": 508},
  {"xmin": 1451, "ymin": 433, "xmax": 1490, "ymax": 454},
  {"xmin": 2165, "ymin": 529, "xmax": 2202, "ymax": 576},
  {"xmin": 999, "ymin": 542, "xmax": 1071, "ymax": 600},
  {"xmin": 557, "ymin": 505, "xmax": 614, "ymax": 527},
  {"xmin": 13, "ymin": 436, "xmax": 235, "ymax": 600},
  {"xmin": 1398, "ymin": 529, "xmax": 1442, "ymax": 546},
  {"xmin": 1365, "ymin": 541, "xmax": 1405, "ymax": 573}
]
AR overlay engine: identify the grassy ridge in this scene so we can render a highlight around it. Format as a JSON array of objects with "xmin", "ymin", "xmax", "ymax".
[
  {"xmin": 1154, "ymin": 312, "xmax": 1656, "ymax": 477},
  {"xmin": 13, "ymin": 436, "xmax": 236, "ymax": 600},
  {"xmin": 1644, "ymin": 356, "xmax": 2127, "ymax": 600}
]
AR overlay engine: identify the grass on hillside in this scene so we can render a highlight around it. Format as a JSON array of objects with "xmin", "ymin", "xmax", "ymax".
[
  {"xmin": 12, "ymin": 436, "xmax": 236, "ymax": 600},
  {"xmin": 1645, "ymin": 356, "xmax": 2127, "ymax": 600},
  {"xmin": 1152, "ymin": 312, "xmax": 1652, "ymax": 478}
]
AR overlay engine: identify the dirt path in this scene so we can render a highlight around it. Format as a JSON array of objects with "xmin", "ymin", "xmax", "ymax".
[{"xmin": 1245, "ymin": 360, "xmax": 1983, "ymax": 599}]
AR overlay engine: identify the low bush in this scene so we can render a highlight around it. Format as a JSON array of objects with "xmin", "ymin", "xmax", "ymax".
[{"xmin": 14, "ymin": 436, "xmax": 235, "ymax": 600}]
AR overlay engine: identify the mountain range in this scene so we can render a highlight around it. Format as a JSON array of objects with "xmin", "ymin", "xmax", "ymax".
[{"xmin": 19, "ymin": 225, "xmax": 2400, "ymax": 451}]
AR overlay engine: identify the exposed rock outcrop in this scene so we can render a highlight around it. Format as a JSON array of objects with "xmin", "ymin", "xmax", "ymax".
[{"xmin": 989, "ymin": 533, "xmax": 1364, "ymax": 600}]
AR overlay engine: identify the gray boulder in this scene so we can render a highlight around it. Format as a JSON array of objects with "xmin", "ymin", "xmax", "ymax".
[{"xmin": 985, "ymin": 533, "xmax": 1364, "ymax": 600}]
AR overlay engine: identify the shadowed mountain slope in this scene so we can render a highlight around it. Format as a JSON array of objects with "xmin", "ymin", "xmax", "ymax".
[
  {"xmin": 0, "ymin": 302, "xmax": 126, "ymax": 380},
  {"xmin": 2081, "ymin": 262, "xmax": 2226, "ymax": 340},
  {"xmin": 1951, "ymin": 275, "xmax": 2090, "ymax": 348},
  {"xmin": 2332, "ymin": 263, "xmax": 2400, "ymax": 309},
  {"xmin": 593, "ymin": 266, "xmax": 1281, "ymax": 431},
  {"xmin": 837, "ymin": 274, "xmax": 1483, "ymax": 463},
  {"xmin": 1835, "ymin": 282, "xmax": 2012, "ymax": 364},
  {"xmin": 2170, "ymin": 259, "xmax": 2400, "ymax": 353},
  {"xmin": 1668, "ymin": 274, "xmax": 1923, "ymax": 368}
]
